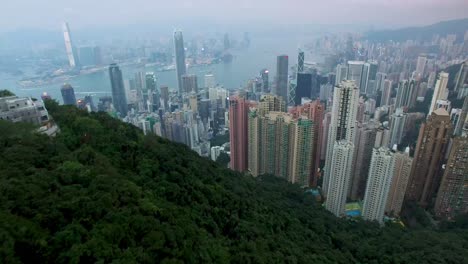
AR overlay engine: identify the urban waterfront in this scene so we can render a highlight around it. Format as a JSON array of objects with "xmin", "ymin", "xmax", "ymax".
[{"xmin": 0, "ymin": 36, "xmax": 321, "ymax": 102}]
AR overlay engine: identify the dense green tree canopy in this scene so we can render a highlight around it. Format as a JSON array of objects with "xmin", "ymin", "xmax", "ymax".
[{"xmin": 0, "ymin": 101, "xmax": 467, "ymax": 263}]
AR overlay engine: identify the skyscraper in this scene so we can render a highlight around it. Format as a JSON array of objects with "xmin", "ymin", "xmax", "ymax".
[
  {"xmin": 415, "ymin": 55, "xmax": 427, "ymax": 78},
  {"xmin": 347, "ymin": 61, "xmax": 365, "ymax": 93},
  {"xmin": 60, "ymin": 83, "xmax": 76, "ymax": 106},
  {"xmin": 297, "ymin": 49, "xmax": 304, "ymax": 73},
  {"xmin": 258, "ymin": 94, "xmax": 286, "ymax": 115},
  {"xmin": 204, "ymin": 74, "xmax": 216, "ymax": 89},
  {"xmin": 429, "ymin": 72, "xmax": 449, "ymax": 114},
  {"xmin": 260, "ymin": 69, "xmax": 269, "ymax": 93},
  {"xmin": 361, "ymin": 61, "xmax": 378, "ymax": 95},
  {"xmin": 388, "ymin": 108, "xmax": 408, "ymax": 148},
  {"xmin": 181, "ymin": 74, "xmax": 198, "ymax": 94},
  {"xmin": 160, "ymin": 85, "xmax": 169, "ymax": 111},
  {"xmin": 406, "ymin": 108, "xmax": 452, "ymax": 208},
  {"xmin": 454, "ymin": 96, "xmax": 468, "ymax": 136},
  {"xmin": 380, "ymin": 80, "xmax": 392, "ymax": 107},
  {"xmin": 295, "ymin": 73, "xmax": 312, "ymax": 105},
  {"xmin": 62, "ymin": 22, "xmax": 77, "ymax": 68},
  {"xmin": 229, "ymin": 96, "xmax": 250, "ymax": 172},
  {"xmin": 395, "ymin": 80, "xmax": 417, "ymax": 109},
  {"xmin": 325, "ymin": 141, "xmax": 354, "ymax": 216},
  {"xmin": 335, "ymin": 64, "xmax": 348, "ymax": 85},
  {"xmin": 349, "ymin": 122, "xmax": 378, "ymax": 200},
  {"xmin": 275, "ymin": 55, "xmax": 289, "ymax": 101},
  {"xmin": 362, "ymin": 147, "xmax": 395, "ymax": 224},
  {"xmin": 434, "ymin": 136, "xmax": 468, "ymax": 219},
  {"xmin": 385, "ymin": 148, "xmax": 413, "ymax": 217},
  {"xmin": 323, "ymin": 80, "xmax": 359, "ymax": 194},
  {"xmin": 109, "ymin": 64, "xmax": 128, "ymax": 117},
  {"xmin": 174, "ymin": 30, "xmax": 187, "ymax": 94}
]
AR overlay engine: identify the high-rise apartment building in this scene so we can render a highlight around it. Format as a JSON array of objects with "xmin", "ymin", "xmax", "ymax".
[
  {"xmin": 323, "ymin": 80, "xmax": 359, "ymax": 194},
  {"xmin": 325, "ymin": 141, "xmax": 354, "ymax": 216},
  {"xmin": 61, "ymin": 83, "xmax": 76, "ymax": 106},
  {"xmin": 347, "ymin": 61, "xmax": 365, "ymax": 93},
  {"xmin": 385, "ymin": 148, "xmax": 413, "ymax": 217},
  {"xmin": 380, "ymin": 80, "xmax": 393, "ymax": 107},
  {"xmin": 395, "ymin": 80, "xmax": 417, "ymax": 109},
  {"xmin": 109, "ymin": 64, "xmax": 128, "ymax": 117},
  {"xmin": 454, "ymin": 96, "xmax": 468, "ymax": 136},
  {"xmin": 258, "ymin": 94, "xmax": 286, "ymax": 115},
  {"xmin": 335, "ymin": 64, "xmax": 348, "ymax": 84},
  {"xmin": 204, "ymin": 74, "xmax": 216, "ymax": 89},
  {"xmin": 361, "ymin": 61, "xmax": 378, "ymax": 95},
  {"xmin": 62, "ymin": 22, "xmax": 77, "ymax": 68},
  {"xmin": 415, "ymin": 55, "xmax": 427, "ymax": 78},
  {"xmin": 429, "ymin": 72, "xmax": 449, "ymax": 114},
  {"xmin": 406, "ymin": 108, "xmax": 452, "ymax": 208},
  {"xmin": 349, "ymin": 122, "xmax": 378, "ymax": 200},
  {"xmin": 362, "ymin": 147, "xmax": 395, "ymax": 224},
  {"xmin": 275, "ymin": 55, "xmax": 289, "ymax": 101},
  {"xmin": 181, "ymin": 74, "xmax": 198, "ymax": 94},
  {"xmin": 174, "ymin": 30, "xmax": 187, "ymax": 94},
  {"xmin": 229, "ymin": 96, "xmax": 251, "ymax": 172},
  {"xmin": 434, "ymin": 136, "xmax": 468, "ymax": 219},
  {"xmin": 388, "ymin": 108, "xmax": 408, "ymax": 148}
]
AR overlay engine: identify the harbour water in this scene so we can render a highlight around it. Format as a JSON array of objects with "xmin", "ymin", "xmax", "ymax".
[{"xmin": 0, "ymin": 36, "xmax": 322, "ymax": 102}]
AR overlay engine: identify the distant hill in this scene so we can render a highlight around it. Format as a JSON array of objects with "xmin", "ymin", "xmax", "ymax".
[{"xmin": 366, "ymin": 18, "xmax": 468, "ymax": 42}]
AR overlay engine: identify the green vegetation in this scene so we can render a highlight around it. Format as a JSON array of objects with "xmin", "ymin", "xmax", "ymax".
[
  {"xmin": 210, "ymin": 131, "xmax": 229, "ymax": 147},
  {"xmin": 0, "ymin": 100, "xmax": 467, "ymax": 263},
  {"xmin": 0, "ymin": 89, "xmax": 15, "ymax": 97}
]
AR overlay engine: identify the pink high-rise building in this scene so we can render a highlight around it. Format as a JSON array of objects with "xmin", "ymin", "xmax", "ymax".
[
  {"xmin": 229, "ymin": 96, "xmax": 250, "ymax": 172},
  {"xmin": 289, "ymin": 99, "xmax": 324, "ymax": 186}
]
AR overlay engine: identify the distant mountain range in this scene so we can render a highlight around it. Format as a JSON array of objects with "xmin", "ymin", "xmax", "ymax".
[{"xmin": 366, "ymin": 18, "xmax": 468, "ymax": 42}]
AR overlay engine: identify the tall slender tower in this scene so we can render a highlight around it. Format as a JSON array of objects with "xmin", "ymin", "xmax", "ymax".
[
  {"xmin": 388, "ymin": 108, "xmax": 408, "ymax": 148},
  {"xmin": 275, "ymin": 55, "xmax": 289, "ymax": 102},
  {"xmin": 429, "ymin": 72, "xmax": 449, "ymax": 114},
  {"xmin": 297, "ymin": 49, "xmax": 304, "ymax": 73},
  {"xmin": 395, "ymin": 80, "xmax": 417, "ymax": 109},
  {"xmin": 347, "ymin": 61, "xmax": 365, "ymax": 93},
  {"xmin": 323, "ymin": 80, "xmax": 359, "ymax": 194},
  {"xmin": 174, "ymin": 30, "xmax": 187, "ymax": 94},
  {"xmin": 229, "ymin": 96, "xmax": 250, "ymax": 172},
  {"xmin": 434, "ymin": 136, "xmax": 468, "ymax": 219},
  {"xmin": 385, "ymin": 148, "xmax": 413, "ymax": 217},
  {"xmin": 380, "ymin": 80, "xmax": 393, "ymax": 107},
  {"xmin": 109, "ymin": 64, "xmax": 128, "ymax": 117},
  {"xmin": 362, "ymin": 147, "xmax": 395, "ymax": 224},
  {"xmin": 406, "ymin": 108, "xmax": 452, "ymax": 208},
  {"xmin": 325, "ymin": 141, "xmax": 354, "ymax": 216},
  {"xmin": 454, "ymin": 96, "xmax": 468, "ymax": 136},
  {"xmin": 61, "ymin": 83, "xmax": 77, "ymax": 106},
  {"xmin": 62, "ymin": 22, "xmax": 77, "ymax": 68}
]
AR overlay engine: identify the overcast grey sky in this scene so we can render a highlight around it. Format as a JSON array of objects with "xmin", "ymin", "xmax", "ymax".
[{"xmin": 1, "ymin": 0, "xmax": 467, "ymax": 31}]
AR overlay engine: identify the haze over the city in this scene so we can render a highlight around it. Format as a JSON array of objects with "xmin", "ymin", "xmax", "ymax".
[{"xmin": 1, "ymin": 0, "xmax": 468, "ymax": 32}]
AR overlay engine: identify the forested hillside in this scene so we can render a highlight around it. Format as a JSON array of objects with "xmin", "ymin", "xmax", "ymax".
[{"xmin": 0, "ymin": 100, "xmax": 467, "ymax": 263}]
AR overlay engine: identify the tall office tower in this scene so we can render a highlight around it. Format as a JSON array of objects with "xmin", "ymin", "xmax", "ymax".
[
  {"xmin": 321, "ymin": 112, "xmax": 332, "ymax": 160},
  {"xmin": 275, "ymin": 55, "xmax": 289, "ymax": 101},
  {"xmin": 248, "ymin": 111, "xmax": 314, "ymax": 186},
  {"xmin": 406, "ymin": 108, "xmax": 452, "ymax": 208},
  {"xmin": 297, "ymin": 49, "xmax": 305, "ymax": 73},
  {"xmin": 181, "ymin": 74, "xmax": 198, "ymax": 94},
  {"xmin": 62, "ymin": 22, "xmax": 78, "ymax": 68},
  {"xmin": 325, "ymin": 141, "xmax": 354, "ymax": 216},
  {"xmin": 385, "ymin": 148, "xmax": 413, "ymax": 216},
  {"xmin": 361, "ymin": 61, "xmax": 378, "ymax": 95},
  {"xmin": 429, "ymin": 72, "xmax": 449, "ymax": 114},
  {"xmin": 109, "ymin": 64, "xmax": 128, "ymax": 117},
  {"xmin": 229, "ymin": 96, "xmax": 250, "ymax": 172},
  {"xmin": 388, "ymin": 108, "xmax": 408, "ymax": 148},
  {"xmin": 335, "ymin": 64, "xmax": 348, "ymax": 84},
  {"xmin": 260, "ymin": 69, "xmax": 269, "ymax": 93},
  {"xmin": 204, "ymin": 74, "xmax": 215, "ymax": 88},
  {"xmin": 174, "ymin": 30, "xmax": 187, "ymax": 94},
  {"xmin": 434, "ymin": 136, "xmax": 468, "ymax": 219},
  {"xmin": 454, "ymin": 62, "xmax": 468, "ymax": 93},
  {"xmin": 295, "ymin": 73, "xmax": 312, "ymax": 105},
  {"xmin": 362, "ymin": 147, "xmax": 395, "ymax": 224},
  {"xmin": 160, "ymin": 85, "xmax": 169, "ymax": 111},
  {"xmin": 60, "ymin": 83, "xmax": 77, "ymax": 106},
  {"xmin": 349, "ymin": 122, "xmax": 378, "ymax": 200},
  {"xmin": 347, "ymin": 61, "xmax": 365, "ymax": 93},
  {"xmin": 395, "ymin": 80, "xmax": 417, "ymax": 109},
  {"xmin": 259, "ymin": 94, "xmax": 286, "ymax": 115},
  {"xmin": 323, "ymin": 80, "xmax": 359, "ymax": 194},
  {"xmin": 454, "ymin": 97, "xmax": 468, "ymax": 136},
  {"xmin": 380, "ymin": 80, "xmax": 393, "ymax": 106},
  {"xmin": 415, "ymin": 55, "xmax": 427, "ymax": 77}
]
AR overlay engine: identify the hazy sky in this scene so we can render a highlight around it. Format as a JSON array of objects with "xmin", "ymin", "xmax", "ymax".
[{"xmin": 1, "ymin": 0, "xmax": 467, "ymax": 31}]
